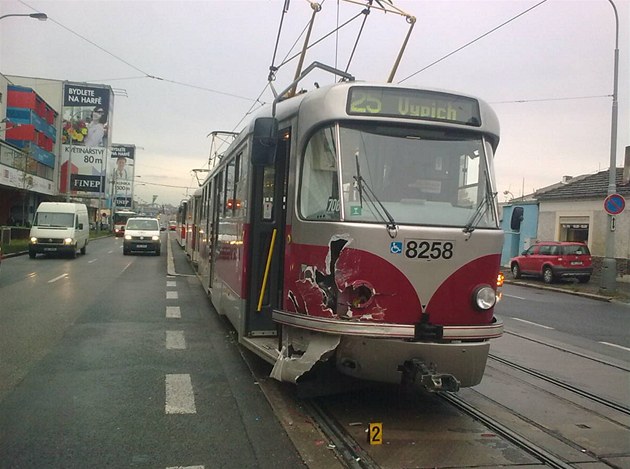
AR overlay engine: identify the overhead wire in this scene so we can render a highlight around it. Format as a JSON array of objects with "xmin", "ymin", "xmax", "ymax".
[{"xmin": 398, "ymin": 0, "xmax": 549, "ymax": 83}]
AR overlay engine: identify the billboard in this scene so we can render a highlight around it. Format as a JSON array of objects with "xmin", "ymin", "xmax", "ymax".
[
  {"xmin": 60, "ymin": 82, "xmax": 114, "ymax": 197},
  {"xmin": 110, "ymin": 144, "xmax": 135, "ymax": 209}
]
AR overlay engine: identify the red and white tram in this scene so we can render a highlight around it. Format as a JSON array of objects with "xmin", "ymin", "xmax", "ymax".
[{"xmin": 188, "ymin": 74, "xmax": 503, "ymax": 393}]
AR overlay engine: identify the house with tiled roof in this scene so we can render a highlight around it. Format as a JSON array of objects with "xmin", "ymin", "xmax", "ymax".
[{"xmin": 501, "ymin": 168, "xmax": 630, "ymax": 275}]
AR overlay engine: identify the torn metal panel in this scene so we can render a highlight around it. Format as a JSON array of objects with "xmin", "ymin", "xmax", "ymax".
[{"xmin": 270, "ymin": 331, "xmax": 340, "ymax": 383}]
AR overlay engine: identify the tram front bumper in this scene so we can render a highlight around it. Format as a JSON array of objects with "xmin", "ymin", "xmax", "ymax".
[{"xmin": 335, "ymin": 336, "xmax": 491, "ymax": 389}]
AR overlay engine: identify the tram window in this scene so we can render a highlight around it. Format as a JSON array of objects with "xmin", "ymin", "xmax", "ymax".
[
  {"xmin": 226, "ymin": 160, "xmax": 236, "ymax": 217},
  {"xmin": 234, "ymin": 153, "xmax": 246, "ymax": 217},
  {"xmin": 262, "ymin": 166, "xmax": 275, "ymax": 220},
  {"xmin": 217, "ymin": 171, "xmax": 225, "ymax": 217},
  {"xmin": 300, "ymin": 126, "xmax": 340, "ymax": 221}
]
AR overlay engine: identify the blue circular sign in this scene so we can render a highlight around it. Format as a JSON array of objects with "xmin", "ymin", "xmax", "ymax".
[{"xmin": 604, "ymin": 194, "xmax": 626, "ymax": 215}]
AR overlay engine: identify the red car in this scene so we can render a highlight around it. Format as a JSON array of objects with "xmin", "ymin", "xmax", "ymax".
[
  {"xmin": 510, "ymin": 241, "xmax": 593, "ymax": 284},
  {"xmin": 168, "ymin": 221, "xmax": 177, "ymax": 231}
]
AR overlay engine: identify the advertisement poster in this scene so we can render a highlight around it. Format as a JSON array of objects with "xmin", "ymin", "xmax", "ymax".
[
  {"xmin": 60, "ymin": 82, "xmax": 114, "ymax": 197},
  {"xmin": 110, "ymin": 144, "xmax": 135, "ymax": 209}
]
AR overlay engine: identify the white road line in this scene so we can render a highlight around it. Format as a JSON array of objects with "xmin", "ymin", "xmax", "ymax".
[
  {"xmin": 166, "ymin": 466, "xmax": 204, "ymax": 469},
  {"xmin": 512, "ymin": 318, "xmax": 554, "ymax": 330},
  {"xmin": 166, "ymin": 291, "xmax": 179, "ymax": 300},
  {"xmin": 167, "ymin": 280, "xmax": 177, "ymax": 287},
  {"xmin": 165, "ymin": 374, "xmax": 196, "ymax": 414},
  {"xmin": 88, "ymin": 259, "xmax": 98, "ymax": 264},
  {"xmin": 504, "ymin": 294, "xmax": 526, "ymax": 300},
  {"xmin": 166, "ymin": 306, "xmax": 181, "ymax": 319},
  {"xmin": 122, "ymin": 262, "xmax": 133, "ymax": 273},
  {"xmin": 599, "ymin": 341, "xmax": 630, "ymax": 352},
  {"xmin": 166, "ymin": 331, "xmax": 186, "ymax": 350},
  {"xmin": 48, "ymin": 273, "xmax": 68, "ymax": 283}
]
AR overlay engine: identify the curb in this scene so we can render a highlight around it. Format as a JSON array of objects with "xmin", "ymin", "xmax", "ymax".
[{"xmin": 503, "ymin": 279, "xmax": 615, "ymax": 302}]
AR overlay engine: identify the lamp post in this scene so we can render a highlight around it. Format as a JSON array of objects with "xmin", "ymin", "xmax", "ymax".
[
  {"xmin": 600, "ymin": 0, "xmax": 620, "ymax": 294},
  {"xmin": 0, "ymin": 12, "xmax": 47, "ymax": 21}
]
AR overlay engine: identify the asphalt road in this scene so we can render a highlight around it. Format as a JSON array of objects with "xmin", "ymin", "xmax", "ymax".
[{"xmin": 0, "ymin": 235, "xmax": 306, "ymax": 469}]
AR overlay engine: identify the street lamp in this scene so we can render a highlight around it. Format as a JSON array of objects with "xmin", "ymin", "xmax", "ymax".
[
  {"xmin": 600, "ymin": 0, "xmax": 620, "ymax": 294},
  {"xmin": 0, "ymin": 12, "xmax": 47, "ymax": 21}
]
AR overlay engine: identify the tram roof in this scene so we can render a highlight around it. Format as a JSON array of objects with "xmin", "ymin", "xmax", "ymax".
[{"xmin": 212, "ymin": 81, "xmax": 500, "ymax": 174}]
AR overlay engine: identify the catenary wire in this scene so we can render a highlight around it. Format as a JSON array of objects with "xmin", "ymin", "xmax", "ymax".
[{"xmin": 398, "ymin": 0, "xmax": 548, "ymax": 83}]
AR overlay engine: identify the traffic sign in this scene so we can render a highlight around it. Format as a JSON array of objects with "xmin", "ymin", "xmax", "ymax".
[{"xmin": 604, "ymin": 194, "xmax": 625, "ymax": 215}]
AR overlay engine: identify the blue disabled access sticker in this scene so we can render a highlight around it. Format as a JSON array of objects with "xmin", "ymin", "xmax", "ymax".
[{"xmin": 390, "ymin": 242, "xmax": 403, "ymax": 254}]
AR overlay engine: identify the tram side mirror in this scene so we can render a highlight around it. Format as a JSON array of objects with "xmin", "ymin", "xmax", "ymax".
[
  {"xmin": 252, "ymin": 117, "xmax": 278, "ymax": 166},
  {"xmin": 510, "ymin": 206, "xmax": 524, "ymax": 231}
]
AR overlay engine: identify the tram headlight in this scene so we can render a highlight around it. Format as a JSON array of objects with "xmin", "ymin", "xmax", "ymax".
[{"xmin": 472, "ymin": 285, "xmax": 496, "ymax": 311}]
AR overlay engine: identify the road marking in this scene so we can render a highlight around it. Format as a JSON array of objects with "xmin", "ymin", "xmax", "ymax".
[
  {"xmin": 512, "ymin": 318, "xmax": 554, "ymax": 329},
  {"xmin": 27, "ymin": 272, "xmax": 37, "ymax": 278},
  {"xmin": 166, "ymin": 331, "xmax": 186, "ymax": 350},
  {"xmin": 48, "ymin": 273, "xmax": 68, "ymax": 283},
  {"xmin": 167, "ymin": 280, "xmax": 176, "ymax": 287},
  {"xmin": 165, "ymin": 374, "xmax": 196, "ymax": 414},
  {"xmin": 166, "ymin": 306, "xmax": 181, "ymax": 319},
  {"xmin": 88, "ymin": 258, "xmax": 98, "ymax": 264},
  {"xmin": 504, "ymin": 294, "xmax": 526, "ymax": 300},
  {"xmin": 599, "ymin": 341, "xmax": 630, "ymax": 352},
  {"xmin": 167, "ymin": 291, "xmax": 178, "ymax": 300},
  {"xmin": 166, "ymin": 466, "xmax": 204, "ymax": 469},
  {"xmin": 122, "ymin": 262, "xmax": 132, "ymax": 273}
]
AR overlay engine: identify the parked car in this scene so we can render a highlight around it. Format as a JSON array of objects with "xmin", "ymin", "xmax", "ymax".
[
  {"xmin": 123, "ymin": 217, "xmax": 161, "ymax": 255},
  {"xmin": 510, "ymin": 241, "xmax": 593, "ymax": 284},
  {"xmin": 168, "ymin": 221, "xmax": 177, "ymax": 231}
]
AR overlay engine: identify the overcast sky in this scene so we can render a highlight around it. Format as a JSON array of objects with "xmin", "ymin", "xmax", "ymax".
[{"xmin": 1, "ymin": 0, "xmax": 628, "ymax": 206}]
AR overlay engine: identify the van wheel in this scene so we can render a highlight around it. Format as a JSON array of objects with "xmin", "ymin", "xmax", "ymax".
[
  {"xmin": 543, "ymin": 266, "xmax": 554, "ymax": 284},
  {"xmin": 29, "ymin": 251, "xmax": 36, "ymax": 259},
  {"xmin": 155, "ymin": 249, "xmax": 161, "ymax": 256},
  {"xmin": 81, "ymin": 245, "xmax": 87, "ymax": 255},
  {"xmin": 72, "ymin": 246, "xmax": 78, "ymax": 258}
]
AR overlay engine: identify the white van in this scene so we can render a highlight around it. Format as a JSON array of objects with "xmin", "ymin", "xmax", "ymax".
[{"xmin": 29, "ymin": 202, "xmax": 90, "ymax": 258}]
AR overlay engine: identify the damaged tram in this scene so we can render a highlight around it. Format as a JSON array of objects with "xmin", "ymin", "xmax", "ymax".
[{"xmin": 192, "ymin": 80, "xmax": 503, "ymax": 394}]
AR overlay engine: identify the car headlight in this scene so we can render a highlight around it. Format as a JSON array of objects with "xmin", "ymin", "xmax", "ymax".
[
  {"xmin": 152, "ymin": 235, "xmax": 160, "ymax": 241},
  {"xmin": 472, "ymin": 285, "xmax": 496, "ymax": 311},
  {"xmin": 125, "ymin": 234, "xmax": 132, "ymax": 240},
  {"xmin": 63, "ymin": 238, "xmax": 74, "ymax": 245},
  {"xmin": 30, "ymin": 237, "xmax": 38, "ymax": 244}
]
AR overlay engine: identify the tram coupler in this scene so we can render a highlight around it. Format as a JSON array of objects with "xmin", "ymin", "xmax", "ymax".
[{"xmin": 398, "ymin": 358, "xmax": 460, "ymax": 393}]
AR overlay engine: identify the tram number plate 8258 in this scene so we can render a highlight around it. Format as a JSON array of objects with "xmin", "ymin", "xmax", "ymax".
[{"xmin": 404, "ymin": 240, "xmax": 454, "ymax": 260}]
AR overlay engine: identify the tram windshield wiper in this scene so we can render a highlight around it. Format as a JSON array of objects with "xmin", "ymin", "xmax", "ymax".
[
  {"xmin": 463, "ymin": 189, "xmax": 496, "ymax": 233},
  {"xmin": 353, "ymin": 151, "xmax": 398, "ymax": 237}
]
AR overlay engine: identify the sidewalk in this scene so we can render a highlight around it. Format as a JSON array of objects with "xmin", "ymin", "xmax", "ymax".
[{"xmin": 501, "ymin": 267, "xmax": 630, "ymax": 304}]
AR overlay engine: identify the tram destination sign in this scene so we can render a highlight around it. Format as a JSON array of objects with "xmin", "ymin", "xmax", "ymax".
[{"xmin": 347, "ymin": 86, "xmax": 481, "ymax": 126}]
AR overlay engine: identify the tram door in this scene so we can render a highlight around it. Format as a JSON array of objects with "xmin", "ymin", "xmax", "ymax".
[{"xmin": 245, "ymin": 128, "xmax": 290, "ymax": 336}]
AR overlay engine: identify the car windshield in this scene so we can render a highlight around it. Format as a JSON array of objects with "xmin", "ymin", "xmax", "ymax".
[
  {"xmin": 126, "ymin": 219, "xmax": 159, "ymax": 230},
  {"xmin": 33, "ymin": 212, "xmax": 74, "ymax": 228},
  {"xmin": 299, "ymin": 123, "xmax": 499, "ymax": 228}
]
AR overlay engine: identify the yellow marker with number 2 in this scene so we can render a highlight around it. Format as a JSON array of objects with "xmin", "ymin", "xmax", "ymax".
[{"xmin": 368, "ymin": 423, "xmax": 383, "ymax": 445}]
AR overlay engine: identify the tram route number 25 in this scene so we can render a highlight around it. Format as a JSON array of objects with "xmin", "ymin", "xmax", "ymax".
[
  {"xmin": 405, "ymin": 239, "xmax": 454, "ymax": 260},
  {"xmin": 368, "ymin": 422, "xmax": 383, "ymax": 445}
]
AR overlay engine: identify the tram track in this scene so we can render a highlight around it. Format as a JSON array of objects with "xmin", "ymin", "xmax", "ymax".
[
  {"xmin": 439, "ymin": 392, "xmax": 575, "ymax": 469},
  {"xmin": 488, "ymin": 353, "xmax": 630, "ymax": 416},
  {"xmin": 505, "ymin": 330, "xmax": 630, "ymax": 373}
]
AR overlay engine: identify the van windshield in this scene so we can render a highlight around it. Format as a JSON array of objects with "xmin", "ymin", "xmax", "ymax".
[{"xmin": 33, "ymin": 212, "xmax": 74, "ymax": 228}]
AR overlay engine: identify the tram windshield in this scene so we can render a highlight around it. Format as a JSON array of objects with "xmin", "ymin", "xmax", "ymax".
[{"xmin": 300, "ymin": 123, "xmax": 498, "ymax": 229}]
